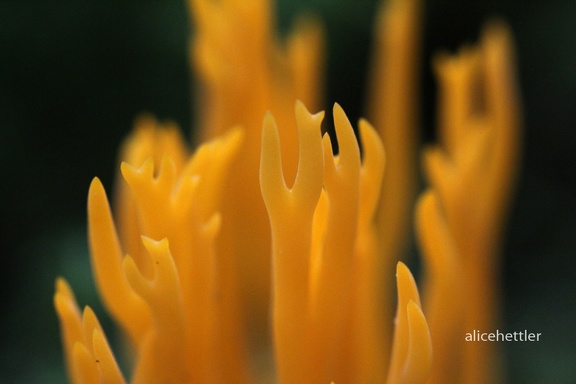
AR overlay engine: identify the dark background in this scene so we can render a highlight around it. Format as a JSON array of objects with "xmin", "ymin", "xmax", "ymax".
[{"xmin": 1, "ymin": 0, "xmax": 575, "ymax": 382}]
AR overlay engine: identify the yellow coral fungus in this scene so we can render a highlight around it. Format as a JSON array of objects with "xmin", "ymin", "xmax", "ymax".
[
  {"xmin": 54, "ymin": 0, "xmax": 523, "ymax": 382},
  {"xmin": 417, "ymin": 21, "xmax": 521, "ymax": 384},
  {"xmin": 386, "ymin": 262, "xmax": 432, "ymax": 384},
  {"xmin": 55, "ymin": 99, "xmax": 431, "ymax": 384},
  {"xmin": 260, "ymin": 103, "xmax": 431, "ymax": 384},
  {"xmin": 72, "ymin": 127, "xmax": 251, "ymax": 383},
  {"xmin": 189, "ymin": 0, "xmax": 325, "ymax": 345},
  {"xmin": 365, "ymin": 0, "xmax": 422, "ymax": 374},
  {"xmin": 54, "ymin": 278, "xmax": 126, "ymax": 384}
]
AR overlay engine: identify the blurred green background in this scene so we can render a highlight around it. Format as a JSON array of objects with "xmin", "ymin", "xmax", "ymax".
[{"xmin": 1, "ymin": 0, "xmax": 576, "ymax": 382}]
